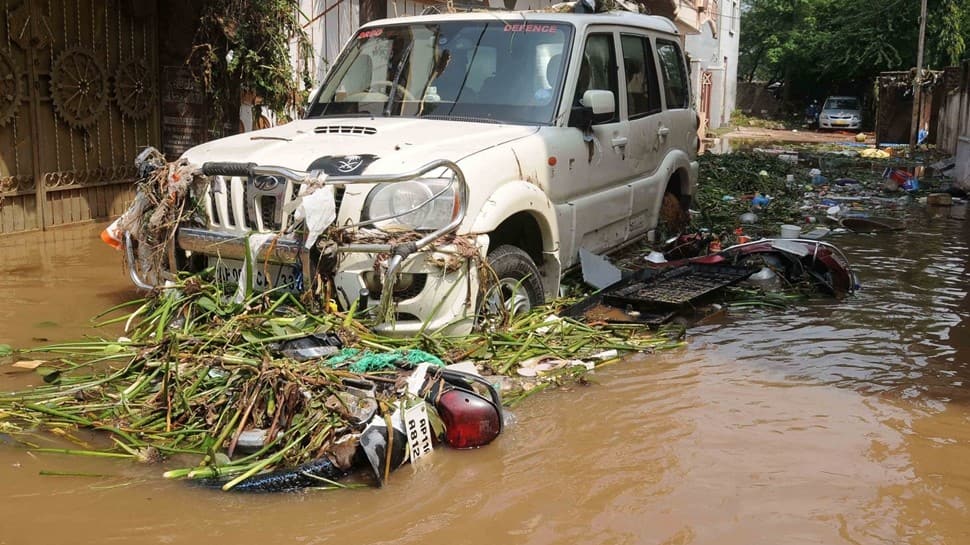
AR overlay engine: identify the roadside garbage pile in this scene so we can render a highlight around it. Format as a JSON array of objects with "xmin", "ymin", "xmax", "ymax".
[
  {"xmin": 0, "ymin": 282, "xmax": 682, "ymax": 492},
  {"xmin": 576, "ymin": 147, "xmax": 963, "ymax": 324},
  {"xmin": 688, "ymin": 149, "xmax": 960, "ymax": 245}
]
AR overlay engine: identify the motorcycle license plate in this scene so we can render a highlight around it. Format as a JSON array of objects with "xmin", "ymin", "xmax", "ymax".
[{"xmin": 212, "ymin": 258, "xmax": 301, "ymax": 292}]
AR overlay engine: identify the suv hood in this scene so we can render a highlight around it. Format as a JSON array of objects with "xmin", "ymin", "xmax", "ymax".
[{"xmin": 182, "ymin": 118, "xmax": 537, "ymax": 174}]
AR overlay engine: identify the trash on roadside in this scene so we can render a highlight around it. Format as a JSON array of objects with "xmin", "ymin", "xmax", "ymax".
[
  {"xmin": 780, "ymin": 224, "xmax": 801, "ymax": 238},
  {"xmin": 883, "ymin": 168, "xmax": 919, "ymax": 192},
  {"xmin": 568, "ymin": 235, "xmax": 859, "ymax": 328},
  {"xmin": 926, "ymin": 193, "xmax": 953, "ymax": 207},
  {"xmin": 279, "ymin": 332, "xmax": 343, "ymax": 361},
  {"xmin": 580, "ymin": 247, "xmax": 624, "ymax": 289},
  {"xmin": 839, "ymin": 216, "xmax": 906, "ymax": 233},
  {"xmin": 809, "ymin": 168, "xmax": 828, "ymax": 186},
  {"xmin": 602, "ymin": 264, "xmax": 757, "ymax": 309},
  {"xmin": 928, "ymin": 157, "xmax": 956, "ymax": 177},
  {"xmin": 859, "ymin": 148, "xmax": 891, "ymax": 159},
  {"xmin": 744, "ymin": 267, "xmax": 781, "ymax": 291},
  {"xmin": 800, "ymin": 227, "xmax": 832, "ymax": 240}
]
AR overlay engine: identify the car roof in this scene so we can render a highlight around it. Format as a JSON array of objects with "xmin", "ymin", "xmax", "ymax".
[
  {"xmin": 825, "ymin": 96, "xmax": 859, "ymax": 100},
  {"xmin": 362, "ymin": 10, "xmax": 680, "ymax": 35}
]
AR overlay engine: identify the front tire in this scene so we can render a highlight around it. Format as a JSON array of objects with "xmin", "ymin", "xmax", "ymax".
[{"xmin": 480, "ymin": 245, "xmax": 545, "ymax": 319}]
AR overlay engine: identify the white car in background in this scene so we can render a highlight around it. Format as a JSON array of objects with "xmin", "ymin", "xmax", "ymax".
[
  {"xmin": 132, "ymin": 10, "xmax": 699, "ymax": 334},
  {"xmin": 818, "ymin": 96, "xmax": 862, "ymax": 129}
]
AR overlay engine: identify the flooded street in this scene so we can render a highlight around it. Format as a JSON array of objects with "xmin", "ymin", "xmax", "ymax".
[{"xmin": 1, "ymin": 212, "xmax": 969, "ymax": 545}]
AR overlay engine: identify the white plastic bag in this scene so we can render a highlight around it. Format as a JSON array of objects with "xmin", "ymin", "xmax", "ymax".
[{"xmin": 292, "ymin": 185, "xmax": 336, "ymax": 249}]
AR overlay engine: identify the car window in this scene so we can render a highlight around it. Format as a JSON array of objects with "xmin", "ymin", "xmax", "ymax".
[
  {"xmin": 656, "ymin": 39, "xmax": 689, "ymax": 110},
  {"xmin": 620, "ymin": 34, "xmax": 661, "ymax": 118},
  {"xmin": 575, "ymin": 33, "xmax": 619, "ymax": 124}
]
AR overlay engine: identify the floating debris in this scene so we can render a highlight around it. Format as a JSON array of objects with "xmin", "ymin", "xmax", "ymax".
[{"xmin": 0, "ymin": 278, "xmax": 682, "ymax": 492}]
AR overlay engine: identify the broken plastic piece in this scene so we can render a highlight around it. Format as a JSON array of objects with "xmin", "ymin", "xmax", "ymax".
[
  {"xmin": 236, "ymin": 429, "xmax": 277, "ymax": 453},
  {"xmin": 579, "ymin": 247, "xmax": 622, "ymax": 289},
  {"xmin": 280, "ymin": 332, "xmax": 343, "ymax": 361}
]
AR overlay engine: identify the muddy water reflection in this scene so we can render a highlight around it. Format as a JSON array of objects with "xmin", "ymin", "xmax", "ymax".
[{"xmin": 1, "ymin": 215, "xmax": 969, "ymax": 544}]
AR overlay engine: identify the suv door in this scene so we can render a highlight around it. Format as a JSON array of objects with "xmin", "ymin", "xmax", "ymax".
[
  {"xmin": 653, "ymin": 38, "xmax": 693, "ymax": 176},
  {"xmin": 552, "ymin": 30, "xmax": 632, "ymax": 260},
  {"xmin": 619, "ymin": 32, "xmax": 665, "ymax": 236}
]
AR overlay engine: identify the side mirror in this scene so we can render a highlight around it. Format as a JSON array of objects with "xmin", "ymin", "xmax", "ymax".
[
  {"xmin": 568, "ymin": 89, "xmax": 615, "ymax": 130},
  {"xmin": 581, "ymin": 89, "xmax": 614, "ymax": 117}
]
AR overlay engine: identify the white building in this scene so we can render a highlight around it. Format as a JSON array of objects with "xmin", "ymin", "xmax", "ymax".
[{"xmin": 683, "ymin": 0, "xmax": 739, "ymax": 130}]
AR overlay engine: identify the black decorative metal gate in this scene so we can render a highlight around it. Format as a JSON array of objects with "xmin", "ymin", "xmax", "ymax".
[{"xmin": 0, "ymin": 0, "xmax": 159, "ymax": 234}]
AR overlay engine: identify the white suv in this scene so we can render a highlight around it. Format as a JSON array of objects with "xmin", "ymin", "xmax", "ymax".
[{"xmin": 134, "ymin": 10, "xmax": 698, "ymax": 334}]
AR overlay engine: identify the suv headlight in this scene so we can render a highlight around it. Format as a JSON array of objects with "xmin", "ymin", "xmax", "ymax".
[{"xmin": 362, "ymin": 176, "xmax": 458, "ymax": 231}]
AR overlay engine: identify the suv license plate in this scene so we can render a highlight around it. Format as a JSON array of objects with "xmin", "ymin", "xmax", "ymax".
[{"xmin": 213, "ymin": 258, "xmax": 301, "ymax": 291}]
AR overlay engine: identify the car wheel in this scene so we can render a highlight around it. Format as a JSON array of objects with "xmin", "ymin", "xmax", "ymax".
[{"xmin": 479, "ymin": 245, "xmax": 545, "ymax": 320}]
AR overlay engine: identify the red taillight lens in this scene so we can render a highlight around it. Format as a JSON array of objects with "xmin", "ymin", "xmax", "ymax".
[{"xmin": 436, "ymin": 389, "xmax": 501, "ymax": 449}]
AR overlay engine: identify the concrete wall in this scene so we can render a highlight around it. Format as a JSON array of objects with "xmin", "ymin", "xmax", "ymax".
[
  {"xmin": 718, "ymin": 0, "xmax": 739, "ymax": 125},
  {"xmin": 736, "ymin": 81, "xmax": 784, "ymax": 116}
]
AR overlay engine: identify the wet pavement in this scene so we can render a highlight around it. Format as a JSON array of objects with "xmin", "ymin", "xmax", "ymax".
[{"xmin": 1, "ymin": 210, "xmax": 969, "ymax": 545}]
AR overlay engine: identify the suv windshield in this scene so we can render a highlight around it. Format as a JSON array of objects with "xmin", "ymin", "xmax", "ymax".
[
  {"xmin": 307, "ymin": 20, "xmax": 573, "ymax": 125},
  {"xmin": 823, "ymin": 97, "xmax": 859, "ymax": 110}
]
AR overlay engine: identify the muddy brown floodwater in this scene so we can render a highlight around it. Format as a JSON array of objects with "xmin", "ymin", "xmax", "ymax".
[{"xmin": 1, "ymin": 212, "xmax": 969, "ymax": 545}]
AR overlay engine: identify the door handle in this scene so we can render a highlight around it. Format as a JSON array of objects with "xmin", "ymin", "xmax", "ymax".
[
  {"xmin": 658, "ymin": 126, "xmax": 670, "ymax": 137},
  {"xmin": 611, "ymin": 136, "xmax": 628, "ymax": 147}
]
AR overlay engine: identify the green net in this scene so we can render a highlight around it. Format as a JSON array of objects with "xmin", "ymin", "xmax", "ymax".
[{"xmin": 323, "ymin": 348, "xmax": 445, "ymax": 373}]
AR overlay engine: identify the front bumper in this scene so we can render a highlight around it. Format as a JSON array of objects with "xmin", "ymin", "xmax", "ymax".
[
  {"xmin": 334, "ymin": 239, "xmax": 485, "ymax": 336},
  {"xmin": 124, "ymin": 159, "xmax": 473, "ymax": 332},
  {"xmin": 819, "ymin": 119, "xmax": 861, "ymax": 129},
  {"xmin": 165, "ymin": 227, "xmax": 485, "ymax": 335}
]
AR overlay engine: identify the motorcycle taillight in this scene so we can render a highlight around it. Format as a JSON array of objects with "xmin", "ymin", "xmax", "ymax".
[{"xmin": 436, "ymin": 389, "xmax": 501, "ymax": 449}]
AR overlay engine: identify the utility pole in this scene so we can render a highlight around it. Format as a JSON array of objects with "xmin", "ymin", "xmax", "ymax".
[{"xmin": 910, "ymin": 0, "xmax": 928, "ymax": 149}]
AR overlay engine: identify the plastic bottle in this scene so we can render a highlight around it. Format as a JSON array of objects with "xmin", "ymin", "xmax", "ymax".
[
  {"xmin": 734, "ymin": 227, "xmax": 750, "ymax": 244},
  {"xmin": 709, "ymin": 236, "xmax": 722, "ymax": 253}
]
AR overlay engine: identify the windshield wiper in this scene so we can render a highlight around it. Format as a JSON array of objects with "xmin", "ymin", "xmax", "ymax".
[
  {"xmin": 314, "ymin": 111, "xmax": 380, "ymax": 118},
  {"xmin": 447, "ymin": 26, "xmax": 487, "ymax": 118},
  {"xmin": 384, "ymin": 41, "xmax": 416, "ymax": 117},
  {"xmin": 420, "ymin": 114, "xmax": 501, "ymax": 124}
]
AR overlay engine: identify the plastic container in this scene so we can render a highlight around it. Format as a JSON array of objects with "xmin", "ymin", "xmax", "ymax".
[{"xmin": 780, "ymin": 224, "xmax": 801, "ymax": 238}]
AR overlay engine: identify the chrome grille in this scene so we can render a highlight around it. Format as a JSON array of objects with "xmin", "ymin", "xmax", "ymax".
[{"xmin": 204, "ymin": 175, "xmax": 345, "ymax": 233}]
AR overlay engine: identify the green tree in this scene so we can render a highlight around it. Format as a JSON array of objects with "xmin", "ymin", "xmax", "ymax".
[
  {"xmin": 191, "ymin": 0, "xmax": 313, "ymax": 132},
  {"xmin": 740, "ymin": 0, "xmax": 970, "ymax": 98}
]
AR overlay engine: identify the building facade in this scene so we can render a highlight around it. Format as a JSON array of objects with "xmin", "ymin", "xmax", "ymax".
[{"xmin": 682, "ymin": 0, "xmax": 738, "ymax": 130}]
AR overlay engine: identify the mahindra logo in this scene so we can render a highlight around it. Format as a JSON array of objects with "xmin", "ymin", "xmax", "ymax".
[
  {"xmin": 306, "ymin": 154, "xmax": 378, "ymax": 176},
  {"xmin": 253, "ymin": 176, "xmax": 281, "ymax": 191},
  {"xmin": 337, "ymin": 156, "xmax": 363, "ymax": 173}
]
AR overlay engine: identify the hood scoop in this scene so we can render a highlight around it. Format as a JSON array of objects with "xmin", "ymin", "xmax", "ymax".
[{"xmin": 314, "ymin": 125, "xmax": 377, "ymax": 135}]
